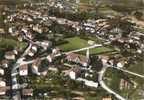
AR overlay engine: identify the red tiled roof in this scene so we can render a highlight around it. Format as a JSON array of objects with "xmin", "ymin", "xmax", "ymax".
[
  {"xmin": 22, "ymin": 89, "xmax": 33, "ymax": 96},
  {"xmin": 1, "ymin": 60, "xmax": 9, "ymax": 64},
  {"xmin": 5, "ymin": 51, "xmax": 14, "ymax": 56},
  {"xmin": 66, "ymin": 53, "xmax": 88, "ymax": 64},
  {"xmin": 19, "ymin": 64, "xmax": 28, "ymax": 70}
]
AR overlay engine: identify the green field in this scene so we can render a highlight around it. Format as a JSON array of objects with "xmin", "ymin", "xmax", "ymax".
[
  {"xmin": 0, "ymin": 16, "xmax": 2, "ymax": 21},
  {"xmin": 80, "ymin": 0, "xmax": 90, "ymax": 3},
  {"xmin": 105, "ymin": 67, "xmax": 144, "ymax": 99},
  {"xmin": 0, "ymin": 37, "xmax": 27, "ymax": 59},
  {"xmin": 58, "ymin": 36, "xmax": 113, "ymax": 54},
  {"xmin": 0, "ymin": 37, "xmax": 27, "ymax": 50},
  {"xmin": 127, "ymin": 59, "xmax": 144, "ymax": 76},
  {"xmin": 104, "ymin": 68, "xmax": 121, "ymax": 92}
]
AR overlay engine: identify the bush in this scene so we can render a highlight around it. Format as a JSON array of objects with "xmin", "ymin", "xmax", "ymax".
[{"xmin": 55, "ymin": 40, "xmax": 68, "ymax": 46}]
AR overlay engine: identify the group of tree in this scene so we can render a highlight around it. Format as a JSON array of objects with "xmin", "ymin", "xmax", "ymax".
[{"xmin": 48, "ymin": 7, "xmax": 96, "ymax": 21}]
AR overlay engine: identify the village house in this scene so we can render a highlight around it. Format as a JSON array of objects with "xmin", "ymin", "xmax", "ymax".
[
  {"xmin": 120, "ymin": 79, "xmax": 131, "ymax": 90},
  {"xmin": 52, "ymin": 47, "xmax": 60, "ymax": 55},
  {"xmin": 8, "ymin": 27, "xmax": 14, "ymax": 34},
  {"xmin": 139, "ymin": 89, "xmax": 144, "ymax": 98},
  {"xmin": 32, "ymin": 24, "xmax": 43, "ymax": 34},
  {"xmin": 69, "ymin": 66, "xmax": 81, "ymax": 80},
  {"xmin": 84, "ymin": 23, "xmax": 95, "ymax": 28},
  {"xmin": 99, "ymin": 55, "xmax": 110, "ymax": 66},
  {"xmin": 110, "ymin": 27, "xmax": 123, "ymax": 34},
  {"xmin": 17, "ymin": 35, "xmax": 23, "ymax": 42},
  {"xmin": 40, "ymin": 41, "xmax": 52, "ymax": 50},
  {"xmin": 66, "ymin": 53, "xmax": 88, "ymax": 67},
  {"xmin": 46, "ymin": 54, "xmax": 53, "ymax": 63},
  {"xmin": 55, "ymin": 2, "xmax": 63, "ymax": 9},
  {"xmin": 31, "ymin": 59, "xmax": 41, "ymax": 75},
  {"xmin": 0, "ymin": 28, "xmax": 5, "ymax": 34},
  {"xmin": 22, "ymin": 88, "xmax": 33, "ymax": 97},
  {"xmin": 84, "ymin": 80, "xmax": 98, "ymax": 88},
  {"xmin": 137, "ymin": 49, "xmax": 142, "ymax": 54},
  {"xmin": 88, "ymin": 40, "xmax": 95, "ymax": 46},
  {"xmin": 67, "ymin": 20, "xmax": 79, "ymax": 27},
  {"xmin": 117, "ymin": 61, "xmax": 126, "ymax": 68},
  {"xmin": 48, "ymin": 65, "xmax": 58, "ymax": 72},
  {"xmin": 0, "ymin": 79, "xmax": 7, "ymax": 95},
  {"xmin": 19, "ymin": 64, "xmax": 28, "ymax": 76},
  {"xmin": 26, "ymin": 32, "xmax": 33, "ymax": 40},
  {"xmin": 83, "ymin": 21, "xmax": 96, "ymax": 33},
  {"xmin": 21, "ymin": 27, "xmax": 28, "ymax": 34},
  {"xmin": 28, "ymin": 45, "xmax": 38, "ymax": 57},
  {"xmin": 40, "ymin": 70, "xmax": 48, "ymax": 76},
  {"xmin": 13, "ymin": 31, "xmax": 20, "ymax": 37},
  {"xmin": 0, "ymin": 87, "xmax": 7, "ymax": 96},
  {"xmin": 26, "ymin": 17, "xmax": 33, "ymax": 22},
  {"xmin": 1, "ymin": 60, "xmax": 9, "ymax": 68},
  {"xmin": 13, "ymin": 49, "xmax": 18, "ymax": 55},
  {"xmin": 102, "ymin": 96, "xmax": 112, "ymax": 100},
  {"xmin": 57, "ymin": 18, "xmax": 66, "ymax": 25},
  {"xmin": 0, "ymin": 68, "xmax": 4, "ymax": 76},
  {"xmin": 4, "ymin": 51, "xmax": 15, "ymax": 60}
]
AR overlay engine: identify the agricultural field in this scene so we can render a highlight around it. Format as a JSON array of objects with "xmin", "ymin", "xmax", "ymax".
[{"xmin": 104, "ymin": 68, "xmax": 144, "ymax": 100}]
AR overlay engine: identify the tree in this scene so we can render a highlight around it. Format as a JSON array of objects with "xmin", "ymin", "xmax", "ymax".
[
  {"xmin": 134, "ymin": 11, "xmax": 143, "ymax": 20},
  {"xmin": 108, "ymin": 17, "xmax": 135, "ymax": 37},
  {"xmin": 90, "ymin": 55, "xmax": 103, "ymax": 72}
]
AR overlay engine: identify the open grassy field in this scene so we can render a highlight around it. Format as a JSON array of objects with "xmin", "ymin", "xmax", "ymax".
[
  {"xmin": 58, "ymin": 36, "xmax": 113, "ymax": 54},
  {"xmin": 0, "ymin": 37, "xmax": 27, "ymax": 54},
  {"xmin": 104, "ymin": 68, "xmax": 121, "ymax": 92},
  {"xmin": 80, "ymin": 0, "xmax": 89, "ymax": 3},
  {"xmin": 105, "ymin": 67, "xmax": 144, "ymax": 99},
  {"xmin": 0, "ymin": 37, "xmax": 27, "ymax": 59},
  {"xmin": 127, "ymin": 60, "xmax": 144, "ymax": 76}
]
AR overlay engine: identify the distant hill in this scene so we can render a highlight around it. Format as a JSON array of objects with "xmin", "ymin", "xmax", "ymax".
[
  {"xmin": 81, "ymin": 0, "xmax": 144, "ymax": 8},
  {"xmin": 0, "ymin": 0, "xmax": 26, "ymax": 5},
  {"xmin": 107, "ymin": 0, "xmax": 144, "ymax": 6}
]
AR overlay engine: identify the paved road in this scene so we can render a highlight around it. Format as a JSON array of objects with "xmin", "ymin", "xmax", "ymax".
[
  {"xmin": 114, "ymin": 67, "xmax": 144, "ymax": 79},
  {"xmin": 98, "ymin": 66, "xmax": 126, "ymax": 100},
  {"xmin": 16, "ymin": 44, "xmax": 103, "ymax": 66},
  {"xmin": 21, "ymin": 43, "xmax": 32, "ymax": 57},
  {"xmin": 12, "ymin": 42, "xmax": 144, "ymax": 100},
  {"xmin": 63, "ymin": 44, "xmax": 102, "ymax": 55},
  {"xmin": 11, "ymin": 42, "xmax": 32, "ymax": 100},
  {"xmin": 11, "ymin": 42, "xmax": 144, "ymax": 100},
  {"xmin": 98, "ymin": 64, "xmax": 144, "ymax": 100},
  {"xmin": 12, "ymin": 43, "xmax": 133, "ymax": 100}
]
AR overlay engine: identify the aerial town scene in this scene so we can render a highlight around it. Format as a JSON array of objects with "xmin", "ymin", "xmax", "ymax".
[{"xmin": 0, "ymin": 0, "xmax": 144, "ymax": 100}]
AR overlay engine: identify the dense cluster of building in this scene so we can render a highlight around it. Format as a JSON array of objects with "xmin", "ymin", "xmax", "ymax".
[{"xmin": 0, "ymin": 0, "xmax": 144, "ymax": 99}]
